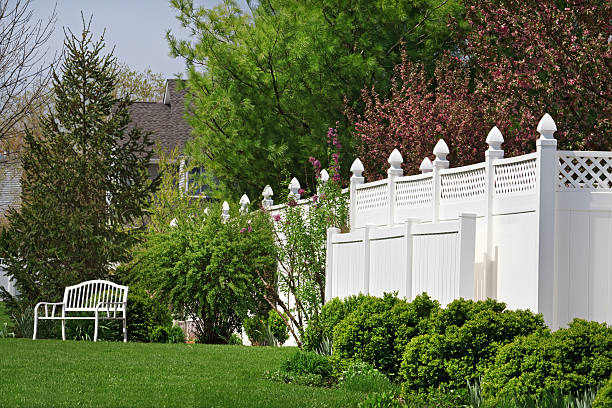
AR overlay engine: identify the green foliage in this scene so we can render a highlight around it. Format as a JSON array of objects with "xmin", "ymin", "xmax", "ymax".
[
  {"xmin": 302, "ymin": 294, "xmax": 370, "ymax": 352},
  {"xmin": 227, "ymin": 333, "xmax": 242, "ymax": 345},
  {"xmin": 150, "ymin": 326, "xmax": 185, "ymax": 344},
  {"xmin": 268, "ymin": 309, "xmax": 289, "ymax": 345},
  {"xmin": 129, "ymin": 199, "xmax": 277, "ymax": 344},
  {"xmin": 400, "ymin": 298, "xmax": 545, "ymax": 396},
  {"xmin": 333, "ymin": 293, "xmax": 440, "ymax": 379},
  {"xmin": 243, "ymin": 315, "xmax": 266, "ymax": 345},
  {"xmin": 167, "ymin": 0, "xmax": 465, "ymax": 200},
  {"xmin": 282, "ymin": 350, "xmax": 335, "ymax": 381},
  {"xmin": 2, "ymin": 22, "xmax": 154, "ymax": 305},
  {"xmin": 593, "ymin": 373, "xmax": 612, "ymax": 408},
  {"xmin": 339, "ymin": 361, "xmax": 399, "ymax": 396},
  {"xmin": 357, "ymin": 391, "xmax": 403, "ymax": 408},
  {"xmin": 121, "ymin": 289, "xmax": 172, "ymax": 342},
  {"xmin": 482, "ymin": 319, "xmax": 612, "ymax": 404}
]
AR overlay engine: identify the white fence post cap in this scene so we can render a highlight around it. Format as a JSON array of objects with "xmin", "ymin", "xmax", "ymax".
[
  {"xmin": 169, "ymin": 218, "xmax": 177, "ymax": 228},
  {"xmin": 388, "ymin": 148, "xmax": 403, "ymax": 169},
  {"xmin": 239, "ymin": 194, "xmax": 250, "ymax": 214},
  {"xmin": 419, "ymin": 157, "xmax": 433, "ymax": 173},
  {"xmin": 262, "ymin": 185, "xmax": 273, "ymax": 199},
  {"xmin": 433, "ymin": 139, "xmax": 450, "ymax": 160},
  {"xmin": 486, "ymin": 126, "xmax": 504, "ymax": 150},
  {"xmin": 289, "ymin": 177, "xmax": 301, "ymax": 189},
  {"xmin": 222, "ymin": 201, "xmax": 230, "ymax": 211},
  {"xmin": 350, "ymin": 158, "xmax": 364, "ymax": 178},
  {"xmin": 320, "ymin": 169, "xmax": 329, "ymax": 182},
  {"xmin": 537, "ymin": 113, "xmax": 557, "ymax": 139}
]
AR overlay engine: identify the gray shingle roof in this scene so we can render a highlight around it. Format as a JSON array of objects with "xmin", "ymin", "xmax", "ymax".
[{"xmin": 128, "ymin": 79, "xmax": 192, "ymax": 158}]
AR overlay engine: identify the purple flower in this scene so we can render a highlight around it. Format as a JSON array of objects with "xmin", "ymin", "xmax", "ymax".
[
  {"xmin": 288, "ymin": 199, "xmax": 297, "ymax": 207},
  {"xmin": 273, "ymin": 214, "xmax": 281, "ymax": 222},
  {"xmin": 240, "ymin": 228, "xmax": 246, "ymax": 234},
  {"xmin": 311, "ymin": 195, "xmax": 318, "ymax": 203},
  {"xmin": 248, "ymin": 226, "xmax": 253, "ymax": 232},
  {"xmin": 298, "ymin": 188, "xmax": 305, "ymax": 195}
]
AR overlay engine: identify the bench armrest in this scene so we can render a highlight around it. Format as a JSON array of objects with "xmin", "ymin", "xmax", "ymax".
[{"xmin": 34, "ymin": 302, "xmax": 65, "ymax": 318}]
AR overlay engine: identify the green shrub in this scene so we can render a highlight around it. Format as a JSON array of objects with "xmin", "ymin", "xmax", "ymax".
[
  {"xmin": 149, "ymin": 326, "xmax": 170, "ymax": 343},
  {"xmin": 339, "ymin": 361, "xmax": 399, "ymax": 395},
  {"xmin": 227, "ymin": 333, "xmax": 242, "ymax": 345},
  {"xmin": 243, "ymin": 314, "xmax": 266, "ymax": 345},
  {"xmin": 357, "ymin": 391, "xmax": 402, "ymax": 408},
  {"xmin": 593, "ymin": 373, "xmax": 612, "ymax": 408},
  {"xmin": 400, "ymin": 298, "xmax": 545, "ymax": 396},
  {"xmin": 481, "ymin": 319, "xmax": 612, "ymax": 404},
  {"xmin": 122, "ymin": 289, "xmax": 172, "ymax": 342},
  {"xmin": 302, "ymin": 294, "xmax": 371, "ymax": 352},
  {"xmin": 282, "ymin": 350, "xmax": 334, "ymax": 379},
  {"xmin": 334, "ymin": 293, "xmax": 439, "ymax": 379},
  {"xmin": 267, "ymin": 309, "xmax": 289, "ymax": 345},
  {"xmin": 167, "ymin": 326, "xmax": 185, "ymax": 343}
]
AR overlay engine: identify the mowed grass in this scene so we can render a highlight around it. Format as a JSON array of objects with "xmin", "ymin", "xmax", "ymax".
[{"xmin": 0, "ymin": 339, "xmax": 367, "ymax": 408}]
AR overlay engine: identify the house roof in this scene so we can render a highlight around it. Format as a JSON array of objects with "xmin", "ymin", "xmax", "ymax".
[{"xmin": 128, "ymin": 79, "xmax": 192, "ymax": 159}]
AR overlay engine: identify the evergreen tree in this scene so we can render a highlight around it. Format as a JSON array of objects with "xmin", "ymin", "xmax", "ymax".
[{"xmin": 2, "ymin": 21, "xmax": 154, "ymax": 304}]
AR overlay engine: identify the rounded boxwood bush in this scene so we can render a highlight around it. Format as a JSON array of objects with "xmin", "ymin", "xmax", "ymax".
[
  {"xmin": 593, "ymin": 373, "xmax": 612, "ymax": 408},
  {"xmin": 268, "ymin": 309, "xmax": 289, "ymax": 345},
  {"xmin": 481, "ymin": 319, "xmax": 612, "ymax": 404},
  {"xmin": 400, "ymin": 298, "xmax": 545, "ymax": 396},
  {"xmin": 302, "ymin": 294, "xmax": 371, "ymax": 352},
  {"xmin": 333, "ymin": 293, "xmax": 439, "ymax": 379}
]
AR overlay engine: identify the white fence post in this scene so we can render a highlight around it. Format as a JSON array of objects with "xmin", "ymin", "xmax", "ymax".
[
  {"xmin": 420, "ymin": 157, "xmax": 433, "ymax": 174},
  {"xmin": 535, "ymin": 113, "xmax": 558, "ymax": 326},
  {"xmin": 483, "ymin": 126, "xmax": 504, "ymax": 299},
  {"xmin": 318, "ymin": 169, "xmax": 329, "ymax": 195},
  {"xmin": 387, "ymin": 149, "xmax": 403, "ymax": 226},
  {"xmin": 458, "ymin": 212, "xmax": 477, "ymax": 299},
  {"xmin": 432, "ymin": 140, "xmax": 450, "ymax": 223},
  {"xmin": 262, "ymin": 185, "xmax": 273, "ymax": 210},
  {"xmin": 222, "ymin": 201, "xmax": 230, "ymax": 222},
  {"xmin": 239, "ymin": 194, "xmax": 250, "ymax": 214},
  {"xmin": 350, "ymin": 158, "xmax": 365, "ymax": 229},
  {"xmin": 404, "ymin": 218, "xmax": 419, "ymax": 300},
  {"xmin": 325, "ymin": 227, "xmax": 340, "ymax": 302},
  {"xmin": 289, "ymin": 178, "xmax": 301, "ymax": 200},
  {"xmin": 363, "ymin": 224, "xmax": 375, "ymax": 294}
]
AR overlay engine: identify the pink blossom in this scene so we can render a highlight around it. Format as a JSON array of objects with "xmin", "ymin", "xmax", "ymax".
[{"xmin": 273, "ymin": 214, "xmax": 281, "ymax": 222}]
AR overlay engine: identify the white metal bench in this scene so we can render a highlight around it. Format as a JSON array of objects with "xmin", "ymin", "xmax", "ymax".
[{"xmin": 33, "ymin": 280, "xmax": 129, "ymax": 342}]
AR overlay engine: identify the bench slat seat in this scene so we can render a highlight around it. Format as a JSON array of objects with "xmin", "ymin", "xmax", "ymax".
[{"xmin": 33, "ymin": 280, "xmax": 128, "ymax": 342}]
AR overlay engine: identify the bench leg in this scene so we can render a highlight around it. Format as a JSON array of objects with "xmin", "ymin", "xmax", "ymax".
[
  {"xmin": 33, "ymin": 314, "xmax": 37, "ymax": 340},
  {"xmin": 94, "ymin": 315, "xmax": 98, "ymax": 342},
  {"xmin": 123, "ymin": 317, "xmax": 127, "ymax": 343},
  {"xmin": 61, "ymin": 319, "xmax": 66, "ymax": 341}
]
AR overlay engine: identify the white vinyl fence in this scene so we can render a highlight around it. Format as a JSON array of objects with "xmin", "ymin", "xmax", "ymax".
[
  {"xmin": 326, "ymin": 114, "xmax": 612, "ymax": 329},
  {"xmin": 0, "ymin": 258, "xmax": 17, "ymax": 296}
]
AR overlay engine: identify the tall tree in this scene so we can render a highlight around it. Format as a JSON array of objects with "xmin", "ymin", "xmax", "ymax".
[
  {"xmin": 2, "ymin": 21, "xmax": 155, "ymax": 304},
  {"xmin": 0, "ymin": 0, "xmax": 57, "ymax": 143},
  {"xmin": 167, "ymin": 0, "xmax": 465, "ymax": 199}
]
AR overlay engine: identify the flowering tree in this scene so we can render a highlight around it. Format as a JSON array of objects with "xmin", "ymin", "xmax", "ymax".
[{"xmin": 352, "ymin": 0, "xmax": 611, "ymax": 179}]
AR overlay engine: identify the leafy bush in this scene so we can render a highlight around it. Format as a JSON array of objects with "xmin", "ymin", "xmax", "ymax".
[
  {"xmin": 282, "ymin": 350, "xmax": 334, "ymax": 379},
  {"xmin": 339, "ymin": 361, "xmax": 398, "ymax": 395},
  {"xmin": 593, "ymin": 373, "xmax": 612, "ymax": 408},
  {"xmin": 267, "ymin": 309, "xmax": 289, "ymax": 345},
  {"xmin": 121, "ymin": 289, "xmax": 172, "ymax": 342},
  {"xmin": 481, "ymin": 319, "xmax": 612, "ymax": 404},
  {"xmin": 128, "ymin": 205, "xmax": 277, "ymax": 344},
  {"xmin": 149, "ymin": 325, "xmax": 185, "ymax": 343},
  {"xmin": 302, "ymin": 294, "xmax": 371, "ymax": 352},
  {"xmin": 227, "ymin": 333, "xmax": 242, "ymax": 345},
  {"xmin": 400, "ymin": 298, "xmax": 545, "ymax": 396},
  {"xmin": 243, "ymin": 314, "xmax": 266, "ymax": 345},
  {"xmin": 357, "ymin": 391, "xmax": 402, "ymax": 408},
  {"xmin": 334, "ymin": 293, "xmax": 439, "ymax": 378}
]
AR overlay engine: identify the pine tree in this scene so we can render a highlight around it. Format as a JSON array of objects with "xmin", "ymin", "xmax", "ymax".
[{"xmin": 2, "ymin": 21, "xmax": 154, "ymax": 304}]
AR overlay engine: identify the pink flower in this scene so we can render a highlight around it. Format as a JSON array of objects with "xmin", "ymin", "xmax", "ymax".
[
  {"xmin": 240, "ymin": 228, "xmax": 246, "ymax": 234},
  {"xmin": 311, "ymin": 195, "xmax": 318, "ymax": 203},
  {"xmin": 273, "ymin": 214, "xmax": 281, "ymax": 222},
  {"xmin": 298, "ymin": 188, "xmax": 305, "ymax": 195},
  {"xmin": 288, "ymin": 199, "xmax": 297, "ymax": 207},
  {"xmin": 248, "ymin": 226, "xmax": 253, "ymax": 232}
]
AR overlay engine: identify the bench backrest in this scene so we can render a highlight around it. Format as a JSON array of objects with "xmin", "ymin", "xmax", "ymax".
[{"xmin": 63, "ymin": 280, "xmax": 128, "ymax": 312}]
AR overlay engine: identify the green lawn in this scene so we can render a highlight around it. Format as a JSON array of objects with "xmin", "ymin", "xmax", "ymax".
[{"xmin": 0, "ymin": 339, "xmax": 367, "ymax": 408}]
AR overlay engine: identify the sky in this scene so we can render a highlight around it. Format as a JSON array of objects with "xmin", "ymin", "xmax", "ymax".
[{"xmin": 31, "ymin": 0, "xmax": 248, "ymax": 79}]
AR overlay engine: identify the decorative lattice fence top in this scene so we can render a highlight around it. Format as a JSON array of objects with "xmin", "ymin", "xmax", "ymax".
[
  {"xmin": 356, "ymin": 180, "xmax": 389, "ymax": 212},
  {"xmin": 558, "ymin": 152, "xmax": 612, "ymax": 190},
  {"xmin": 396, "ymin": 175, "xmax": 433, "ymax": 207},
  {"xmin": 440, "ymin": 164, "xmax": 486, "ymax": 200},
  {"xmin": 494, "ymin": 154, "xmax": 537, "ymax": 196}
]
